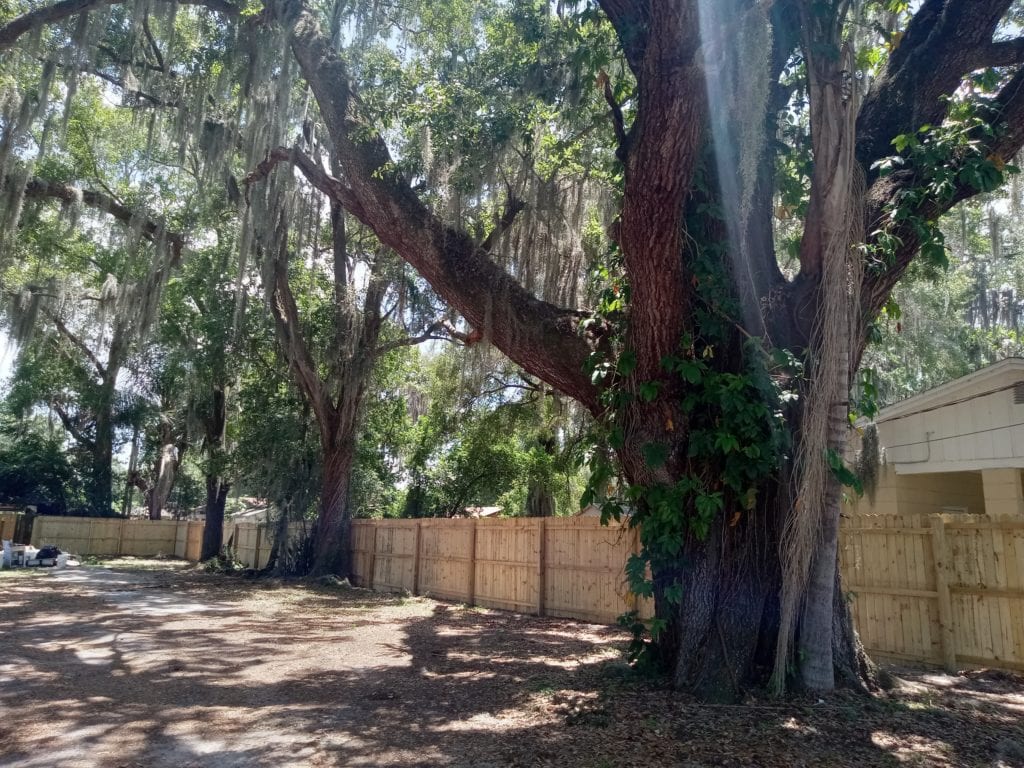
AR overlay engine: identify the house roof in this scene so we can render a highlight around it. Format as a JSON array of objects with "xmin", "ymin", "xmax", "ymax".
[
  {"xmin": 877, "ymin": 357, "xmax": 1024, "ymax": 423},
  {"xmin": 464, "ymin": 506, "xmax": 502, "ymax": 518}
]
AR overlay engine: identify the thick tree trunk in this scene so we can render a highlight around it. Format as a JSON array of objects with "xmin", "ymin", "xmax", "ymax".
[
  {"xmin": 661, "ymin": 506, "xmax": 782, "ymax": 702},
  {"xmin": 201, "ymin": 475, "xmax": 229, "ymax": 560},
  {"xmin": 654, "ymin": 491, "xmax": 864, "ymax": 700},
  {"xmin": 624, "ymin": 391, "xmax": 866, "ymax": 701},
  {"xmin": 310, "ymin": 439, "xmax": 355, "ymax": 576}
]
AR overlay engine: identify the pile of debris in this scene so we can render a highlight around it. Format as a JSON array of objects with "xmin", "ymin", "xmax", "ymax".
[{"xmin": 2, "ymin": 542, "xmax": 81, "ymax": 569}]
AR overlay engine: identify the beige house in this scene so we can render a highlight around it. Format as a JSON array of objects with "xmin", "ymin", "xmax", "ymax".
[{"xmin": 853, "ymin": 357, "xmax": 1024, "ymax": 518}]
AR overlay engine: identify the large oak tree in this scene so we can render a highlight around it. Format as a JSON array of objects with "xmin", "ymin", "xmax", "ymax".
[{"xmin": 4, "ymin": 0, "xmax": 1024, "ymax": 699}]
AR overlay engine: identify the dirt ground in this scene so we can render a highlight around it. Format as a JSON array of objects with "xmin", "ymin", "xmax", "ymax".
[{"xmin": 2, "ymin": 562, "xmax": 1024, "ymax": 767}]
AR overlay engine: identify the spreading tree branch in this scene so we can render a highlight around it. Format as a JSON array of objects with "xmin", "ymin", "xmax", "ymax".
[
  {"xmin": 242, "ymin": 146, "xmax": 366, "ymax": 219},
  {"xmin": 976, "ymin": 37, "xmax": 1024, "ymax": 69},
  {"xmin": 597, "ymin": 69, "xmax": 629, "ymax": 161},
  {"xmin": 856, "ymin": 0, "xmax": 1016, "ymax": 174},
  {"xmin": 41, "ymin": 305, "xmax": 106, "ymax": 378},
  {"xmin": 480, "ymin": 193, "xmax": 525, "ymax": 252},
  {"xmin": 271, "ymin": 1, "xmax": 601, "ymax": 410},
  {"xmin": 142, "ymin": 14, "xmax": 166, "ymax": 73},
  {"xmin": 860, "ymin": 65, "xmax": 1024, "ymax": 340},
  {"xmin": 262, "ymin": 227, "xmax": 334, "ymax": 432},
  {"xmin": 50, "ymin": 400, "xmax": 95, "ymax": 450},
  {"xmin": 41, "ymin": 56, "xmax": 181, "ymax": 108},
  {"xmin": 22, "ymin": 176, "xmax": 185, "ymax": 262},
  {"xmin": 0, "ymin": 0, "xmax": 240, "ymax": 52}
]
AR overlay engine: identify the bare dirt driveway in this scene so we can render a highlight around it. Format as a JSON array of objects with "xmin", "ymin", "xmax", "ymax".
[{"xmin": 2, "ymin": 561, "xmax": 1024, "ymax": 767}]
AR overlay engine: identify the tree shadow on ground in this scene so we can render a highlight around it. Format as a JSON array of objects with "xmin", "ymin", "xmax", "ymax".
[{"xmin": 2, "ymin": 564, "xmax": 1022, "ymax": 767}]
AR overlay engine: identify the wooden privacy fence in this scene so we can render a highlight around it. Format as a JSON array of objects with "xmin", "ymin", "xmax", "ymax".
[
  {"xmin": 840, "ymin": 513, "xmax": 1024, "ymax": 672},
  {"xmin": 351, "ymin": 517, "xmax": 654, "ymax": 624},
  {"xmin": 224, "ymin": 520, "xmax": 308, "ymax": 569},
  {"xmin": 28, "ymin": 515, "xmax": 307, "ymax": 567},
  {"xmin": 0, "ymin": 511, "xmax": 33, "ymax": 544},
  {"xmin": 30, "ymin": 516, "xmax": 205, "ymax": 560}
]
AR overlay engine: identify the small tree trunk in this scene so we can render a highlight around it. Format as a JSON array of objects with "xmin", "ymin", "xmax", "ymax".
[
  {"xmin": 89, "ymin": 392, "xmax": 115, "ymax": 515},
  {"xmin": 796, "ymin": 394, "xmax": 851, "ymax": 691},
  {"xmin": 201, "ymin": 385, "xmax": 230, "ymax": 560},
  {"xmin": 525, "ymin": 479, "xmax": 555, "ymax": 517},
  {"xmin": 121, "ymin": 424, "xmax": 140, "ymax": 517},
  {"xmin": 149, "ymin": 442, "xmax": 178, "ymax": 519}
]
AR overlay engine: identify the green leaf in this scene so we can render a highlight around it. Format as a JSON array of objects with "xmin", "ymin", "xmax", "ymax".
[
  {"xmin": 677, "ymin": 360, "xmax": 703, "ymax": 384},
  {"xmin": 638, "ymin": 380, "xmax": 661, "ymax": 402},
  {"xmin": 616, "ymin": 349, "xmax": 637, "ymax": 377},
  {"xmin": 663, "ymin": 582, "xmax": 683, "ymax": 606}
]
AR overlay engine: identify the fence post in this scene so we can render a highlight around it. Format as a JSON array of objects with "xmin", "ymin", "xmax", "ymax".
[
  {"xmin": 253, "ymin": 524, "xmax": 263, "ymax": 569},
  {"xmin": 930, "ymin": 515, "xmax": 957, "ymax": 673},
  {"xmin": 467, "ymin": 519, "xmax": 478, "ymax": 606},
  {"xmin": 631, "ymin": 525, "xmax": 641, "ymax": 613},
  {"xmin": 536, "ymin": 517, "xmax": 547, "ymax": 617},
  {"xmin": 412, "ymin": 520, "xmax": 423, "ymax": 595},
  {"xmin": 117, "ymin": 517, "xmax": 126, "ymax": 556},
  {"xmin": 368, "ymin": 524, "xmax": 378, "ymax": 590}
]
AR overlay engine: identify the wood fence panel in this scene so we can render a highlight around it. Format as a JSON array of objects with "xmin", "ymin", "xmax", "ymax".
[
  {"xmin": 0, "ymin": 512, "xmax": 20, "ymax": 542},
  {"xmin": 372, "ymin": 521, "xmax": 418, "ymax": 592},
  {"xmin": 174, "ymin": 523, "xmax": 188, "ymax": 558},
  {"xmin": 418, "ymin": 519, "xmax": 474, "ymax": 602},
  {"xmin": 31, "ymin": 516, "xmax": 123, "ymax": 554},
  {"xmin": 944, "ymin": 518, "xmax": 1024, "ymax": 668},
  {"xmin": 543, "ymin": 518, "xmax": 634, "ymax": 624},
  {"xmin": 839, "ymin": 513, "xmax": 1024, "ymax": 672},
  {"xmin": 351, "ymin": 521, "xmax": 376, "ymax": 586},
  {"xmin": 121, "ymin": 520, "xmax": 179, "ymax": 556},
  {"xmin": 230, "ymin": 523, "xmax": 269, "ymax": 569},
  {"xmin": 839, "ymin": 513, "xmax": 943, "ymax": 664},
  {"xmin": 185, "ymin": 522, "xmax": 204, "ymax": 561},
  {"xmin": 473, "ymin": 519, "xmax": 540, "ymax": 613}
]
